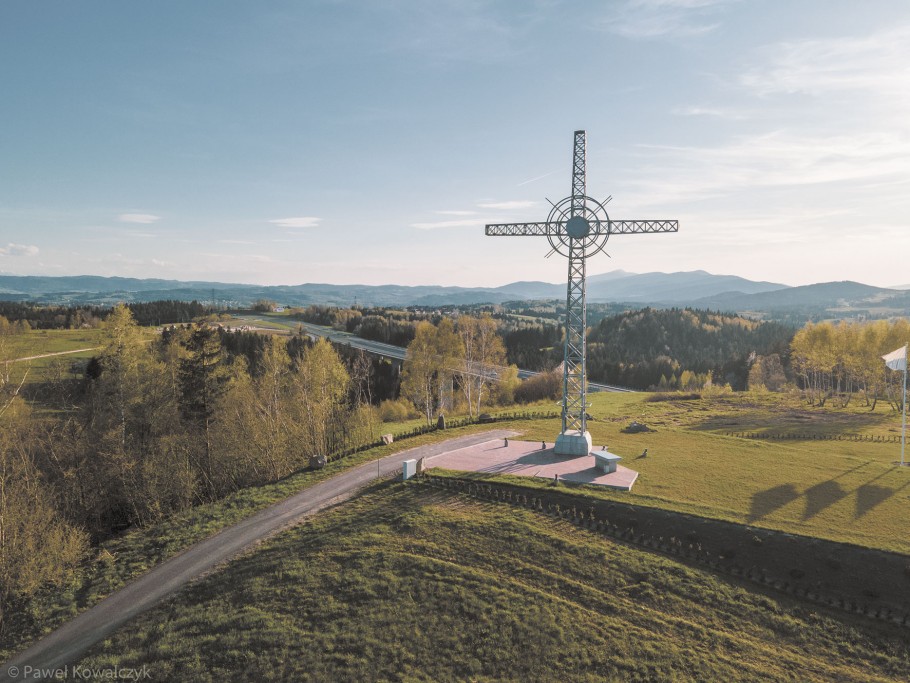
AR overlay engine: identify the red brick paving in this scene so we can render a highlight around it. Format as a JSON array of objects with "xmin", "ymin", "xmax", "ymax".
[{"xmin": 426, "ymin": 438, "xmax": 638, "ymax": 491}]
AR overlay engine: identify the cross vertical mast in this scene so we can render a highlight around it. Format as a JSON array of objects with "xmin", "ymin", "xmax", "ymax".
[
  {"xmin": 562, "ymin": 130, "xmax": 588, "ymax": 437},
  {"xmin": 484, "ymin": 130, "xmax": 678, "ymax": 457}
]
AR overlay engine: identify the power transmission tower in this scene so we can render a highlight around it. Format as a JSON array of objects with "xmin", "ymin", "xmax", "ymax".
[{"xmin": 486, "ymin": 130, "xmax": 678, "ymax": 455}]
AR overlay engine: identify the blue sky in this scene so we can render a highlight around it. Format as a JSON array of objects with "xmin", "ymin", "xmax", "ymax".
[{"xmin": 1, "ymin": 1, "xmax": 909, "ymax": 288}]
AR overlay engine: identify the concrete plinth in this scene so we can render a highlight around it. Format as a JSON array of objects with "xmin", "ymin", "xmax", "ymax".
[
  {"xmin": 594, "ymin": 451, "xmax": 621, "ymax": 474},
  {"xmin": 554, "ymin": 430, "xmax": 593, "ymax": 456}
]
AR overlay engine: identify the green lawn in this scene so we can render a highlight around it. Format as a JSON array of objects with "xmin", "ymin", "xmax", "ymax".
[
  {"xmin": 4, "ymin": 328, "xmax": 104, "ymax": 360},
  {"xmin": 475, "ymin": 391, "xmax": 910, "ymax": 555},
  {"xmin": 77, "ymin": 483, "xmax": 910, "ymax": 682}
]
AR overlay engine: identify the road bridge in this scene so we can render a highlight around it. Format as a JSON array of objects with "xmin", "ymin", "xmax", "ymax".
[{"xmin": 235, "ymin": 315, "xmax": 634, "ymax": 393}]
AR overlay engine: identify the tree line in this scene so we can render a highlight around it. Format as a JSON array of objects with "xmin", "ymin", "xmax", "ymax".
[
  {"xmin": 292, "ymin": 304, "xmax": 562, "ymax": 373},
  {"xmin": 0, "ymin": 300, "xmax": 210, "ymax": 330},
  {"xmin": 790, "ymin": 319, "xmax": 910, "ymax": 409},
  {"xmin": 585, "ymin": 307, "xmax": 794, "ymax": 390},
  {"xmin": 0, "ymin": 306, "xmax": 377, "ymax": 634}
]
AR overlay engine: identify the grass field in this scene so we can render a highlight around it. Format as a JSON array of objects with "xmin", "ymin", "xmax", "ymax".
[
  {"xmin": 3, "ymin": 328, "xmax": 105, "ymax": 380},
  {"xmin": 76, "ymin": 483, "xmax": 910, "ymax": 682},
  {"xmin": 488, "ymin": 391, "xmax": 910, "ymax": 555}
]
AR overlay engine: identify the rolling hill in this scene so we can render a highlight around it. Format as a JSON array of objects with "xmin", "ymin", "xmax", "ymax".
[
  {"xmin": 2, "ymin": 272, "xmax": 907, "ymax": 321},
  {"xmin": 0, "ymin": 270, "xmax": 785, "ymax": 307}
]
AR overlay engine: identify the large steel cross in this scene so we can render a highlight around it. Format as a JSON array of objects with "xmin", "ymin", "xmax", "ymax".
[{"xmin": 486, "ymin": 130, "xmax": 678, "ymax": 456}]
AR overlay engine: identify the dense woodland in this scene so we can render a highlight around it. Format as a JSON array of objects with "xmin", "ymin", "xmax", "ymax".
[
  {"xmin": 0, "ymin": 300, "xmax": 208, "ymax": 329},
  {"xmin": 789, "ymin": 319, "xmax": 910, "ymax": 409},
  {"xmin": 586, "ymin": 308, "xmax": 795, "ymax": 390},
  {"xmin": 0, "ymin": 306, "xmax": 378, "ymax": 633},
  {"xmin": 293, "ymin": 303, "xmax": 798, "ymax": 390}
]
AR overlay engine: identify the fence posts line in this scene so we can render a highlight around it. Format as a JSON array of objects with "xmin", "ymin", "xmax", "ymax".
[
  {"xmin": 415, "ymin": 472, "xmax": 910, "ymax": 629},
  {"xmin": 723, "ymin": 431, "xmax": 899, "ymax": 443}
]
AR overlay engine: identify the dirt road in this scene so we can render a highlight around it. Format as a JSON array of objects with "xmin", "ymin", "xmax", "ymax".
[
  {"xmin": 11, "ymin": 348, "xmax": 99, "ymax": 363},
  {"xmin": 2, "ymin": 430, "xmax": 516, "ymax": 681}
]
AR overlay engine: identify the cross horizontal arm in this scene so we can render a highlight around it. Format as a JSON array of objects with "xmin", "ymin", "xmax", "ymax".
[
  {"xmin": 608, "ymin": 220, "xmax": 679, "ymax": 234},
  {"xmin": 485, "ymin": 222, "xmax": 557, "ymax": 236},
  {"xmin": 485, "ymin": 219, "xmax": 679, "ymax": 237}
]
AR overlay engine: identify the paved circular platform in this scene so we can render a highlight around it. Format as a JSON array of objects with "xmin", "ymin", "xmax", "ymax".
[{"xmin": 426, "ymin": 438, "xmax": 638, "ymax": 490}]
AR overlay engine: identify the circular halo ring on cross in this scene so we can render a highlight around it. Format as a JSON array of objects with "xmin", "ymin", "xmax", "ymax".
[{"xmin": 565, "ymin": 215, "xmax": 592, "ymax": 239}]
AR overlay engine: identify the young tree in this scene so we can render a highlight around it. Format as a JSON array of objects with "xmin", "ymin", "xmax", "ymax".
[
  {"xmin": 290, "ymin": 338, "xmax": 350, "ymax": 458},
  {"xmin": 179, "ymin": 323, "xmax": 231, "ymax": 497},
  {"xmin": 213, "ymin": 340, "xmax": 297, "ymax": 485},
  {"xmin": 457, "ymin": 315, "xmax": 507, "ymax": 417},
  {"xmin": 401, "ymin": 321, "xmax": 444, "ymax": 425},
  {"xmin": 399, "ymin": 320, "xmax": 464, "ymax": 424},
  {"xmin": 433, "ymin": 318, "xmax": 463, "ymax": 415},
  {"xmin": 0, "ymin": 401, "xmax": 87, "ymax": 633}
]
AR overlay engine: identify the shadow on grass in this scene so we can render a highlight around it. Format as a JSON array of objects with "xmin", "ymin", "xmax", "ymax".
[
  {"xmin": 855, "ymin": 484, "xmax": 897, "ymax": 518},
  {"xmin": 748, "ymin": 484, "xmax": 799, "ymax": 522},
  {"xmin": 802, "ymin": 480, "xmax": 848, "ymax": 520}
]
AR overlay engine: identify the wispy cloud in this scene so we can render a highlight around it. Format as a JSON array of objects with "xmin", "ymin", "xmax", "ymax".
[
  {"xmin": 0, "ymin": 243, "xmax": 39, "ymax": 257},
  {"xmin": 412, "ymin": 198, "xmax": 539, "ymax": 229},
  {"xmin": 672, "ymin": 105, "xmax": 746, "ymax": 120},
  {"xmin": 118, "ymin": 213, "xmax": 161, "ymax": 224},
  {"xmin": 412, "ymin": 218, "xmax": 483, "ymax": 230},
  {"xmin": 516, "ymin": 172, "xmax": 556, "ymax": 187},
  {"xmin": 477, "ymin": 200, "xmax": 537, "ymax": 210},
  {"xmin": 269, "ymin": 216, "xmax": 321, "ymax": 228},
  {"xmin": 601, "ymin": 0, "xmax": 734, "ymax": 39},
  {"xmin": 741, "ymin": 25, "xmax": 910, "ymax": 100},
  {"xmin": 623, "ymin": 129, "xmax": 910, "ymax": 208}
]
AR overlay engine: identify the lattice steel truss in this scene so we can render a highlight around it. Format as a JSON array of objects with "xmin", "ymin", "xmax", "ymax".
[{"xmin": 485, "ymin": 130, "xmax": 679, "ymax": 437}]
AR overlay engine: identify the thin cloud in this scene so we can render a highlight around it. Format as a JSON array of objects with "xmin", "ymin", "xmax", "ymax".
[
  {"xmin": 0, "ymin": 243, "xmax": 39, "ymax": 257},
  {"xmin": 622, "ymin": 129, "xmax": 910, "ymax": 207},
  {"xmin": 118, "ymin": 213, "xmax": 161, "ymax": 224},
  {"xmin": 601, "ymin": 0, "xmax": 734, "ymax": 39},
  {"xmin": 269, "ymin": 216, "xmax": 321, "ymax": 229},
  {"xmin": 517, "ymin": 171, "xmax": 556, "ymax": 187},
  {"xmin": 672, "ymin": 105, "xmax": 746, "ymax": 120},
  {"xmin": 413, "ymin": 199, "xmax": 538, "ymax": 229},
  {"xmin": 411, "ymin": 218, "xmax": 482, "ymax": 230},
  {"xmin": 477, "ymin": 200, "xmax": 537, "ymax": 210},
  {"xmin": 741, "ymin": 25, "xmax": 910, "ymax": 99}
]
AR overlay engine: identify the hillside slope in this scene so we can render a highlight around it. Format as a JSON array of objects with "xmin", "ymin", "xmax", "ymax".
[{"xmin": 76, "ymin": 483, "xmax": 909, "ymax": 682}]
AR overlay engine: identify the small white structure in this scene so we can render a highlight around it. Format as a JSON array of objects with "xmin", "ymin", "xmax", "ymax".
[
  {"xmin": 593, "ymin": 451, "xmax": 621, "ymax": 474},
  {"xmin": 402, "ymin": 459, "xmax": 417, "ymax": 480}
]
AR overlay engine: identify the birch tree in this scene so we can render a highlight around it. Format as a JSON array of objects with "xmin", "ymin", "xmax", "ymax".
[{"xmin": 457, "ymin": 314, "xmax": 507, "ymax": 417}]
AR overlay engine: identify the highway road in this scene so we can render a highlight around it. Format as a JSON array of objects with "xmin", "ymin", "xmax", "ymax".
[
  {"xmin": 236, "ymin": 315, "xmax": 635, "ymax": 393},
  {"xmin": 2, "ymin": 430, "xmax": 517, "ymax": 682}
]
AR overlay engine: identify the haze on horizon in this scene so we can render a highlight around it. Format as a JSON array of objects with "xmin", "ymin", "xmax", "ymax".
[{"xmin": 1, "ymin": 1, "xmax": 908, "ymax": 290}]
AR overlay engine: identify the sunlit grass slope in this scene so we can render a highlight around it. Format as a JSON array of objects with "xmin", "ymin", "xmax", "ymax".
[
  {"xmin": 79, "ymin": 483, "xmax": 909, "ymax": 682},
  {"xmin": 489, "ymin": 391, "xmax": 910, "ymax": 555}
]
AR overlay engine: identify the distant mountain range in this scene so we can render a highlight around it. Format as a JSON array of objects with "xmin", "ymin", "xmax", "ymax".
[{"xmin": 1, "ymin": 271, "xmax": 908, "ymax": 320}]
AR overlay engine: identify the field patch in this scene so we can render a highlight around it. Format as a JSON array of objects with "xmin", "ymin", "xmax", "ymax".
[{"xmin": 77, "ymin": 483, "xmax": 909, "ymax": 682}]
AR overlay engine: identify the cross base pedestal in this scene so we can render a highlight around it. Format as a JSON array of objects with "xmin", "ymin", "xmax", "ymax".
[{"xmin": 554, "ymin": 430, "xmax": 593, "ymax": 457}]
